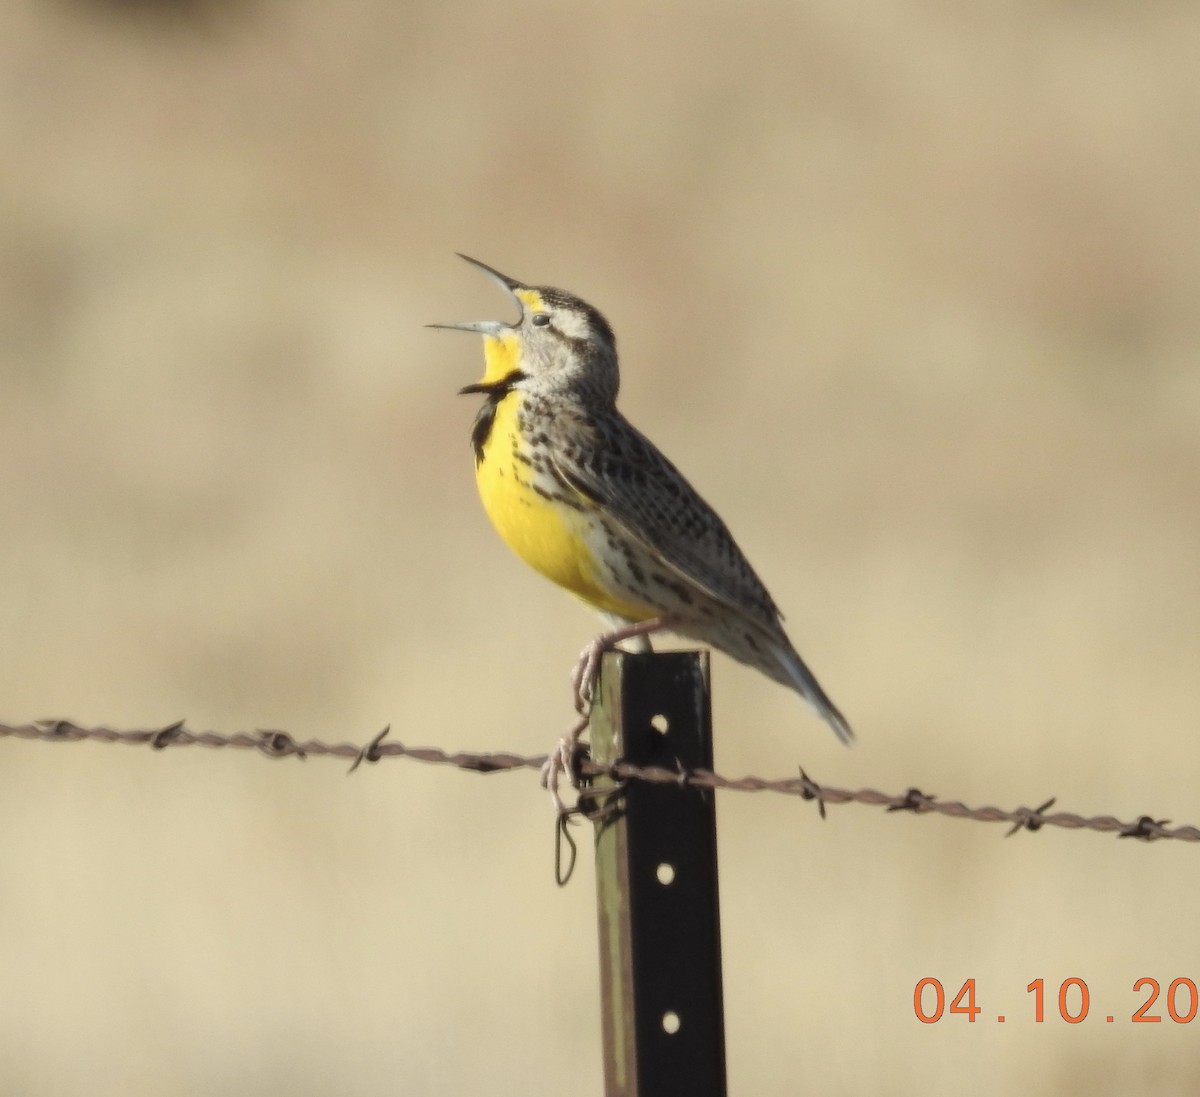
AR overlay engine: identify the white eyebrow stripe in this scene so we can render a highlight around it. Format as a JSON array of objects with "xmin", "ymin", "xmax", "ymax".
[{"xmin": 552, "ymin": 310, "xmax": 590, "ymax": 340}]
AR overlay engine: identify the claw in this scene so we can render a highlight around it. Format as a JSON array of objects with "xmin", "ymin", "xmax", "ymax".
[
  {"xmin": 570, "ymin": 638, "xmax": 606, "ymax": 713},
  {"xmin": 541, "ymin": 714, "xmax": 591, "ymax": 811}
]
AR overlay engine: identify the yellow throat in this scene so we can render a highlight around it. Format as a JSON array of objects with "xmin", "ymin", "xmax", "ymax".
[{"xmin": 469, "ymin": 329, "xmax": 653, "ymax": 621}]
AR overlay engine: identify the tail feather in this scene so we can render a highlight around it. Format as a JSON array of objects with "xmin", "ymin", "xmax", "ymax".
[
  {"xmin": 670, "ymin": 615, "xmax": 855, "ymax": 744},
  {"xmin": 769, "ymin": 640, "xmax": 854, "ymax": 745}
]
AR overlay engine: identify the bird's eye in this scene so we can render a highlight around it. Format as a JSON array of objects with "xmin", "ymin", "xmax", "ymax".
[{"xmin": 531, "ymin": 313, "xmax": 550, "ymax": 327}]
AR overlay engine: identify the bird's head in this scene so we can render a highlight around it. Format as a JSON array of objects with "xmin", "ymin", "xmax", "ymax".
[{"xmin": 431, "ymin": 255, "xmax": 619, "ymax": 403}]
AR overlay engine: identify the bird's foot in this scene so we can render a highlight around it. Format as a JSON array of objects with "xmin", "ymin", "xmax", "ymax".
[
  {"xmin": 541, "ymin": 713, "xmax": 591, "ymax": 812},
  {"xmin": 569, "ymin": 616, "xmax": 672, "ymax": 714},
  {"xmin": 570, "ymin": 640, "xmax": 605, "ymax": 714}
]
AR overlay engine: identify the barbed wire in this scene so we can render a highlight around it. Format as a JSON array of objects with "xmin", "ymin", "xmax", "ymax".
[{"xmin": 2, "ymin": 718, "xmax": 1193, "ymax": 844}]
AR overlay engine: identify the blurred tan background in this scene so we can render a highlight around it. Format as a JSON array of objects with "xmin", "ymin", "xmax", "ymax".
[{"xmin": 2, "ymin": 0, "xmax": 1198, "ymax": 1093}]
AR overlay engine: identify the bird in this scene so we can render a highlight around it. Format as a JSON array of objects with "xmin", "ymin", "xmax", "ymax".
[{"xmin": 432, "ymin": 255, "xmax": 852, "ymax": 802}]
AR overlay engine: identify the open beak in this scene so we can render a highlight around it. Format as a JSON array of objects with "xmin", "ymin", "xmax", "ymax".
[{"xmin": 427, "ymin": 254, "xmax": 526, "ymax": 334}]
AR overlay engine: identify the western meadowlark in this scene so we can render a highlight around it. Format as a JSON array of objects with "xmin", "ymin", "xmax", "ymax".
[{"xmin": 433, "ymin": 255, "xmax": 852, "ymax": 802}]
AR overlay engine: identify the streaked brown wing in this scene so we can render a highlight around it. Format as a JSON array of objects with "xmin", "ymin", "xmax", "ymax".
[{"xmin": 545, "ymin": 405, "xmax": 783, "ymax": 626}]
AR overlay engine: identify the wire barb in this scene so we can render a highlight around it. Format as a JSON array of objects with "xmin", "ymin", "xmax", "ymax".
[
  {"xmin": 348, "ymin": 725, "xmax": 392, "ymax": 773},
  {"xmin": 257, "ymin": 729, "xmax": 305, "ymax": 759},
  {"xmin": 1005, "ymin": 797, "xmax": 1058, "ymax": 837},
  {"xmin": 150, "ymin": 719, "xmax": 187, "ymax": 750},
  {"xmin": 887, "ymin": 787, "xmax": 936, "ymax": 814},
  {"xmin": 796, "ymin": 766, "xmax": 828, "ymax": 820},
  {"xmin": 1119, "ymin": 815, "xmax": 1171, "ymax": 841}
]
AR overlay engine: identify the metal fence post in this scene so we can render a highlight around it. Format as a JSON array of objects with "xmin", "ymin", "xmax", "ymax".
[{"xmin": 589, "ymin": 650, "xmax": 727, "ymax": 1097}]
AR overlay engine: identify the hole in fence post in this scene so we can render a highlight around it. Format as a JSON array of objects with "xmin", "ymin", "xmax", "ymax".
[
  {"xmin": 649, "ymin": 713, "xmax": 669, "ymax": 735},
  {"xmin": 656, "ymin": 862, "xmax": 676, "ymax": 886},
  {"xmin": 662, "ymin": 1011, "xmax": 681, "ymax": 1035}
]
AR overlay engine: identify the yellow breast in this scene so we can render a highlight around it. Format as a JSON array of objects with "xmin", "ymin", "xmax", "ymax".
[{"xmin": 474, "ymin": 390, "xmax": 653, "ymax": 621}]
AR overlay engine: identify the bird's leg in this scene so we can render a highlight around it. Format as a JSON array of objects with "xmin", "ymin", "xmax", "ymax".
[
  {"xmin": 542, "ymin": 617, "xmax": 673, "ymax": 812},
  {"xmin": 570, "ymin": 616, "xmax": 672, "ymax": 714}
]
